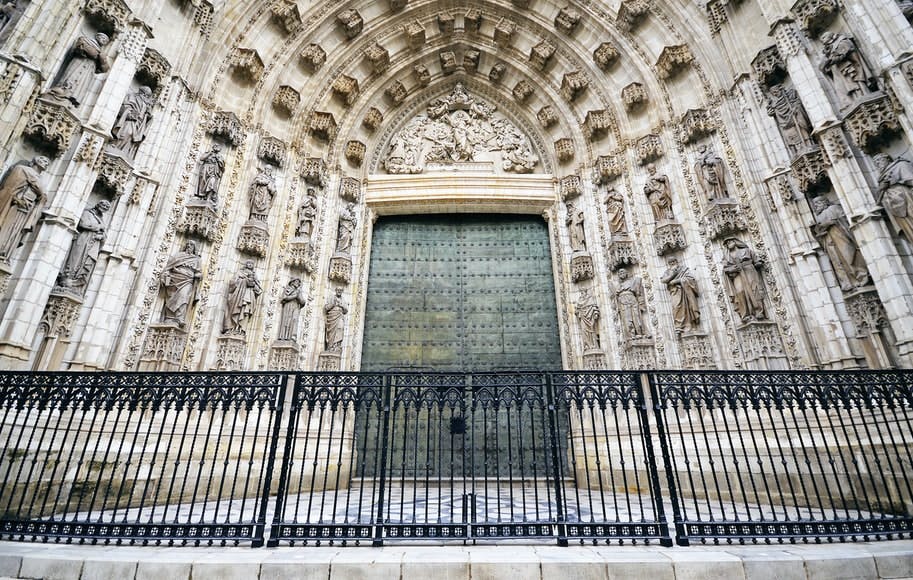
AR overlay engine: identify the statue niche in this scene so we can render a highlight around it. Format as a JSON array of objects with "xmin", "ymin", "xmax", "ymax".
[{"xmin": 383, "ymin": 83, "xmax": 540, "ymax": 175}]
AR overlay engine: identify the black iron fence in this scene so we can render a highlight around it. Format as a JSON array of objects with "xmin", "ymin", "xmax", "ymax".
[{"xmin": 0, "ymin": 370, "xmax": 910, "ymax": 547}]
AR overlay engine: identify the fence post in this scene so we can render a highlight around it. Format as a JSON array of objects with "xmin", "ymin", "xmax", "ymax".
[
  {"xmin": 636, "ymin": 373, "xmax": 674, "ymax": 547},
  {"xmin": 264, "ymin": 374, "xmax": 295, "ymax": 548},
  {"xmin": 545, "ymin": 372, "xmax": 568, "ymax": 546},
  {"xmin": 372, "ymin": 374, "xmax": 393, "ymax": 547}
]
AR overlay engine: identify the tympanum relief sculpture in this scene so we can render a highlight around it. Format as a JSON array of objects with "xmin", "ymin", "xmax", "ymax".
[
  {"xmin": 874, "ymin": 153, "xmax": 913, "ymax": 243},
  {"xmin": 46, "ymin": 32, "xmax": 111, "ymax": 109},
  {"xmin": 108, "ymin": 86, "xmax": 154, "ymax": 161},
  {"xmin": 722, "ymin": 238, "xmax": 767, "ymax": 324},
  {"xmin": 383, "ymin": 83, "xmax": 540, "ymax": 174},
  {"xmin": 0, "ymin": 156, "xmax": 48, "ymax": 264},
  {"xmin": 159, "ymin": 241, "xmax": 202, "ymax": 327},
  {"xmin": 222, "ymin": 260, "xmax": 262, "ymax": 336},
  {"xmin": 811, "ymin": 197, "xmax": 871, "ymax": 292},
  {"xmin": 56, "ymin": 200, "xmax": 111, "ymax": 296},
  {"xmin": 662, "ymin": 256, "xmax": 702, "ymax": 335},
  {"xmin": 819, "ymin": 32, "xmax": 876, "ymax": 110}
]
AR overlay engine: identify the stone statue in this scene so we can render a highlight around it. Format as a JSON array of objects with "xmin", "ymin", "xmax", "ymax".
[
  {"xmin": 0, "ymin": 0, "xmax": 17, "ymax": 34},
  {"xmin": 0, "ymin": 156, "xmax": 49, "ymax": 263},
  {"xmin": 873, "ymin": 153, "xmax": 913, "ymax": 243},
  {"xmin": 615, "ymin": 268, "xmax": 650, "ymax": 341},
  {"xmin": 160, "ymin": 241, "xmax": 202, "ymax": 326},
  {"xmin": 296, "ymin": 188, "xmax": 318, "ymax": 239},
  {"xmin": 565, "ymin": 202, "xmax": 587, "ymax": 252},
  {"xmin": 574, "ymin": 287, "xmax": 601, "ymax": 352},
  {"xmin": 766, "ymin": 84, "xmax": 815, "ymax": 155},
  {"xmin": 222, "ymin": 260, "xmax": 262, "ymax": 335},
  {"xmin": 335, "ymin": 202, "xmax": 357, "ymax": 254},
  {"xmin": 277, "ymin": 278, "xmax": 306, "ymax": 342},
  {"xmin": 820, "ymin": 32, "xmax": 874, "ymax": 109},
  {"xmin": 605, "ymin": 189, "xmax": 627, "ymax": 235},
  {"xmin": 722, "ymin": 238, "xmax": 767, "ymax": 323},
  {"xmin": 196, "ymin": 145, "xmax": 224, "ymax": 208},
  {"xmin": 58, "ymin": 199, "xmax": 111, "ymax": 291},
  {"xmin": 694, "ymin": 145, "xmax": 730, "ymax": 201},
  {"xmin": 812, "ymin": 197, "xmax": 870, "ymax": 292},
  {"xmin": 324, "ymin": 287, "xmax": 348, "ymax": 352},
  {"xmin": 109, "ymin": 86, "xmax": 154, "ymax": 161},
  {"xmin": 46, "ymin": 32, "xmax": 111, "ymax": 107},
  {"xmin": 661, "ymin": 256, "xmax": 701, "ymax": 335},
  {"xmin": 644, "ymin": 164, "xmax": 675, "ymax": 222},
  {"xmin": 248, "ymin": 166, "xmax": 277, "ymax": 222}
]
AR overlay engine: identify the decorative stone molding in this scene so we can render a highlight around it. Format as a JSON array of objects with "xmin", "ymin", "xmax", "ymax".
[
  {"xmin": 139, "ymin": 324, "xmax": 187, "ymax": 371},
  {"xmin": 309, "ymin": 111, "xmax": 337, "ymax": 142},
  {"xmin": 538, "ymin": 106, "xmax": 559, "ymax": 128},
  {"xmin": 704, "ymin": 200, "xmax": 747, "ymax": 240},
  {"xmin": 625, "ymin": 343, "xmax": 657, "ymax": 369},
  {"xmin": 489, "ymin": 62, "xmax": 507, "ymax": 83},
  {"xmin": 738, "ymin": 322, "xmax": 787, "ymax": 370},
  {"xmin": 706, "ymin": 0, "xmax": 728, "ymax": 34},
  {"xmin": 843, "ymin": 95, "xmax": 901, "ymax": 153},
  {"xmin": 791, "ymin": 0, "xmax": 838, "ymax": 36},
  {"xmin": 680, "ymin": 332, "xmax": 716, "ymax": 369},
  {"xmin": 529, "ymin": 40, "xmax": 556, "ymax": 70},
  {"xmin": 845, "ymin": 288, "xmax": 887, "ymax": 336},
  {"xmin": 616, "ymin": 0, "xmax": 650, "ymax": 31},
  {"xmin": 440, "ymin": 51, "xmax": 458, "ymax": 75},
  {"xmin": 607, "ymin": 239, "xmax": 637, "ymax": 270},
  {"xmin": 39, "ymin": 291, "xmax": 82, "ymax": 338},
  {"xmin": 208, "ymin": 111, "xmax": 244, "ymax": 147},
  {"xmin": 136, "ymin": 48, "xmax": 171, "ymax": 92},
  {"xmin": 635, "ymin": 133, "xmax": 663, "ymax": 165},
  {"xmin": 365, "ymin": 43, "xmax": 390, "ymax": 74},
  {"xmin": 258, "ymin": 136, "xmax": 286, "ymax": 167},
  {"xmin": 656, "ymin": 45, "xmax": 694, "ymax": 80},
  {"xmin": 337, "ymin": 8, "xmax": 363, "ymax": 39},
  {"xmin": 230, "ymin": 48, "xmax": 264, "ymax": 85},
  {"xmin": 513, "ymin": 80, "xmax": 534, "ymax": 103},
  {"xmin": 286, "ymin": 240, "xmax": 316, "ymax": 272},
  {"xmin": 680, "ymin": 108, "xmax": 716, "ymax": 143},
  {"xmin": 83, "ymin": 0, "xmax": 130, "ymax": 33},
  {"xmin": 179, "ymin": 202, "xmax": 219, "ymax": 241},
  {"xmin": 237, "ymin": 222, "xmax": 269, "ymax": 257},
  {"xmin": 363, "ymin": 108, "xmax": 384, "ymax": 132},
  {"xmin": 385, "ymin": 81, "xmax": 408, "ymax": 106},
  {"xmin": 584, "ymin": 110, "xmax": 612, "ymax": 141},
  {"xmin": 790, "ymin": 147, "xmax": 830, "ymax": 193},
  {"xmin": 594, "ymin": 154, "xmax": 623, "ymax": 184},
  {"xmin": 560, "ymin": 174, "xmax": 582, "ymax": 201},
  {"xmin": 318, "ymin": 351, "xmax": 342, "ymax": 371},
  {"xmin": 193, "ymin": 1, "xmax": 214, "ymax": 35},
  {"xmin": 413, "ymin": 64, "xmax": 431, "ymax": 87},
  {"xmin": 594, "ymin": 42, "xmax": 619, "ymax": 70},
  {"xmin": 818, "ymin": 125, "xmax": 851, "ymax": 161},
  {"xmin": 329, "ymin": 255, "xmax": 352, "ymax": 283},
  {"xmin": 465, "ymin": 50, "xmax": 481, "ymax": 72},
  {"xmin": 272, "ymin": 85, "xmax": 300, "ymax": 118},
  {"xmin": 390, "ymin": 0, "xmax": 408, "ymax": 12},
  {"xmin": 339, "ymin": 176, "xmax": 361, "ymax": 202},
  {"xmin": 269, "ymin": 342, "xmax": 299, "ymax": 371},
  {"xmin": 555, "ymin": 138, "xmax": 575, "ymax": 163},
  {"xmin": 751, "ymin": 46, "xmax": 786, "ymax": 87},
  {"xmin": 438, "ymin": 12, "xmax": 454, "ymax": 34},
  {"xmin": 494, "ymin": 19, "xmax": 515, "ymax": 47},
  {"xmin": 583, "ymin": 350, "xmax": 607, "ymax": 370},
  {"xmin": 622, "ymin": 82, "xmax": 647, "ymax": 112},
  {"xmin": 270, "ymin": 0, "xmax": 302, "ymax": 34},
  {"xmin": 215, "ymin": 335, "xmax": 246, "ymax": 371},
  {"xmin": 654, "ymin": 222, "xmax": 686, "ymax": 255},
  {"xmin": 332, "ymin": 75, "xmax": 359, "ymax": 107},
  {"xmin": 345, "ymin": 141, "xmax": 366, "ymax": 167},
  {"xmin": 555, "ymin": 6, "xmax": 581, "ymax": 34},
  {"xmin": 24, "ymin": 99, "xmax": 81, "ymax": 155},
  {"xmin": 300, "ymin": 44, "xmax": 326, "ymax": 73},
  {"xmin": 300, "ymin": 157, "xmax": 327, "ymax": 187},
  {"xmin": 571, "ymin": 252, "xmax": 594, "ymax": 282},
  {"xmin": 560, "ymin": 71, "xmax": 589, "ymax": 102},
  {"xmin": 404, "ymin": 20, "xmax": 425, "ymax": 50},
  {"xmin": 465, "ymin": 8, "xmax": 482, "ymax": 33},
  {"xmin": 94, "ymin": 151, "xmax": 133, "ymax": 196}
]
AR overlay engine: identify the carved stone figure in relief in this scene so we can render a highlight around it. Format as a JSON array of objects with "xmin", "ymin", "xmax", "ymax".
[
  {"xmin": 565, "ymin": 202, "xmax": 587, "ymax": 252},
  {"xmin": 248, "ymin": 166, "xmax": 277, "ymax": 222},
  {"xmin": 46, "ymin": 32, "xmax": 111, "ymax": 107},
  {"xmin": 644, "ymin": 164, "xmax": 675, "ymax": 222},
  {"xmin": 324, "ymin": 287, "xmax": 348, "ymax": 352},
  {"xmin": 222, "ymin": 260, "xmax": 262, "ymax": 336},
  {"xmin": 335, "ymin": 202, "xmax": 357, "ymax": 254},
  {"xmin": 160, "ymin": 241, "xmax": 202, "ymax": 326},
  {"xmin": 615, "ymin": 268, "xmax": 650, "ymax": 341},
  {"xmin": 196, "ymin": 145, "xmax": 224, "ymax": 208},
  {"xmin": 575, "ymin": 287, "xmax": 601, "ymax": 352},
  {"xmin": 0, "ymin": 156, "xmax": 49, "ymax": 263},
  {"xmin": 0, "ymin": 1, "xmax": 17, "ymax": 34},
  {"xmin": 277, "ymin": 278, "xmax": 306, "ymax": 342},
  {"xmin": 58, "ymin": 200, "xmax": 111, "ymax": 291},
  {"xmin": 820, "ymin": 32, "xmax": 875, "ymax": 109},
  {"xmin": 874, "ymin": 153, "xmax": 913, "ymax": 243},
  {"xmin": 811, "ymin": 197, "xmax": 871, "ymax": 292},
  {"xmin": 605, "ymin": 189, "xmax": 628, "ymax": 235},
  {"xmin": 296, "ymin": 188, "xmax": 318, "ymax": 240},
  {"xmin": 766, "ymin": 84, "xmax": 815, "ymax": 155},
  {"xmin": 661, "ymin": 257, "xmax": 701, "ymax": 335},
  {"xmin": 109, "ymin": 86, "xmax": 154, "ymax": 161},
  {"xmin": 722, "ymin": 238, "xmax": 767, "ymax": 324},
  {"xmin": 694, "ymin": 145, "xmax": 730, "ymax": 201}
]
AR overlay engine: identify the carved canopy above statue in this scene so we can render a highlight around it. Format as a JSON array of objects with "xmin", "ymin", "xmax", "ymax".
[{"xmin": 382, "ymin": 83, "xmax": 542, "ymax": 175}]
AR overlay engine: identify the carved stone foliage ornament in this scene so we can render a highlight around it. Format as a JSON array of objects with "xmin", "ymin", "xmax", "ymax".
[
  {"xmin": 271, "ymin": 0, "xmax": 301, "ymax": 34},
  {"xmin": 337, "ymin": 8, "xmax": 363, "ymax": 39},
  {"xmin": 24, "ymin": 99, "xmax": 81, "ymax": 155},
  {"xmin": 383, "ymin": 84, "xmax": 540, "ymax": 175},
  {"xmin": 555, "ymin": 138, "xmax": 574, "ymax": 164},
  {"xmin": 273, "ymin": 85, "xmax": 300, "ymax": 118},
  {"xmin": 594, "ymin": 155, "xmax": 623, "ymax": 184},
  {"xmin": 537, "ymin": 106, "xmax": 558, "ymax": 128},
  {"xmin": 636, "ymin": 134, "xmax": 663, "ymax": 165},
  {"xmin": 159, "ymin": 241, "xmax": 202, "ymax": 327},
  {"xmin": 622, "ymin": 82, "xmax": 647, "ymax": 112},
  {"xmin": 555, "ymin": 6, "xmax": 581, "ymax": 34},
  {"xmin": 209, "ymin": 111, "xmax": 244, "ymax": 147},
  {"xmin": 404, "ymin": 20, "xmax": 425, "ymax": 49},
  {"xmin": 339, "ymin": 177, "xmax": 361, "ymax": 203},
  {"xmin": 874, "ymin": 153, "xmax": 913, "ymax": 243},
  {"xmin": 45, "ymin": 32, "xmax": 111, "ymax": 108},
  {"xmin": 222, "ymin": 260, "xmax": 262, "ymax": 336},
  {"xmin": 363, "ymin": 108, "xmax": 383, "ymax": 132},
  {"xmin": 560, "ymin": 175, "xmax": 581, "ymax": 201},
  {"xmin": 722, "ymin": 238, "xmax": 767, "ymax": 324},
  {"xmin": 258, "ymin": 136, "xmax": 286, "ymax": 167},
  {"xmin": 230, "ymin": 48, "xmax": 264, "ymax": 84},
  {"xmin": 662, "ymin": 256, "xmax": 702, "ymax": 335},
  {"xmin": 811, "ymin": 197, "xmax": 871, "ymax": 292},
  {"xmin": 617, "ymin": 0, "xmax": 650, "ymax": 31},
  {"xmin": 332, "ymin": 75, "xmax": 359, "ymax": 107},
  {"xmin": 385, "ymin": 81, "xmax": 407, "ymax": 106},
  {"xmin": 594, "ymin": 42, "xmax": 619, "ymax": 70},
  {"xmin": 309, "ymin": 111, "xmax": 337, "ymax": 141},
  {"xmin": 300, "ymin": 44, "xmax": 326, "ymax": 73},
  {"xmin": 704, "ymin": 201, "xmax": 747, "ymax": 240},
  {"xmin": 301, "ymin": 157, "xmax": 327, "ymax": 187},
  {"xmin": 585, "ymin": 109, "xmax": 612, "ymax": 140},
  {"xmin": 94, "ymin": 151, "xmax": 132, "ymax": 196},
  {"xmin": 655, "ymin": 45, "xmax": 694, "ymax": 79},
  {"xmin": 0, "ymin": 156, "xmax": 49, "ymax": 264},
  {"xmin": 681, "ymin": 109, "xmax": 716, "ymax": 144},
  {"xmin": 56, "ymin": 200, "xmax": 112, "ymax": 297}
]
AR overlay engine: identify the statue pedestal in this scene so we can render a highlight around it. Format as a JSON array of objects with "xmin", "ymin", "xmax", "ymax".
[
  {"xmin": 606, "ymin": 238, "xmax": 636, "ymax": 271},
  {"xmin": 286, "ymin": 239, "xmax": 315, "ymax": 272},
  {"xmin": 570, "ymin": 251, "xmax": 594, "ymax": 283},
  {"xmin": 318, "ymin": 351, "xmax": 341, "ymax": 371},
  {"xmin": 844, "ymin": 93, "xmax": 900, "ymax": 153},
  {"xmin": 329, "ymin": 254, "xmax": 352, "ymax": 284},
  {"xmin": 215, "ymin": 335, "xmax": 247, "ymax": 370},
  {"xmin": 139, "ymin": 323, "xmax": 188, "ymax": 371},
  {"xmin": 844, "ymin": 286, "xmax": 893, "ymax": 369},
  {"xmin": 179, "ymin": 200, "xmax": 219, "ymax": 241},
  {"xmin": 582, "ymin": 349, "xmax": 606, "ymax": 370},
  {"xmin": 237, "ymin": 220, "xmax": 269, "ymax": 257},
  {"xmin": 737, "ymin": 321, "xmax": 789, "ymax": 370},
  {"xmin": 269, "ymin": 340, "xmax": 300, "ymax": 371},
  {"xmin": 623, "ymin": 340, "xmax": 657, "ymax": 370},
  {"xmin": 653, "ymin": 221, "xmax": 686, "ymax": 256},
  {"xmin": 703, "ymin": 199, "xmax": 746, "ymax": 241},
  {"xmin": 678, "ymin": 332, "xmax": 716, "ymax": 369},
  {"xmin": 0, "ymin": 263, "xmax": 11, "ymax": 298}
]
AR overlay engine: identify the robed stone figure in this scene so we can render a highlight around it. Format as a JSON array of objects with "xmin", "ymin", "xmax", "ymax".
[
  {"xmin": 644, "ymin": 164, "xmax": 675, "ymax": 222},
  {"xmin": 222, "ymin": 261, "xmax": 262, "ymax": 335},
  {"xmin": 574, "ymin": 287, "xmax": 601, "ymax": 352},
  {"xmin": 766, "ymin": 84, "xmax": 815, "ymax": 155},
  {"xmin": 694, "ymin": 145, "xmax": 729, "ymax": 201},
  {"xmin": 296, "ymin": 189, "xmax": 318, "ymax": 239},
  {"xmin": 277, "ymin": 278, "xmax": 306, "ymax": 342},
  {"xmin": 0, "ymin": 1, "xmax": 17, "ymax": 35},
  {"xmin": 109, "ymin": 86, "xmax": 154, "ymax": 160},
  {"xmin": 0, "ymin": 156, "xmax": 49, "ymax": 263},
  {"xmin": 662, "ymin": 257, "xmax": 701, "ymax": 335},
  {"xmin": 324, "ymin": 287, "xmax": 348, "ymax": 352},
  {"xmin": 160, "ymin": 241, "xmax": 202, "ymax": 326},
  {"xmin": 248, "ymin": 167, "xmax": 277, "ymax": 222},
  {"xmin": 335, "ymin": 203, "xmax": 357, "ymax": 254},
  {"xmin": 196, "ymin": 145, "xmax": 224, "ymax": 208},
  {"xmin": 566, "ymin": 202, "xmax": 587, "ymax": 252},
  {"xmin": 615, "ymin": 268, "xmax": 650, "ymax": 342},
  {"xmin": 874, "ymin": 153, "xmax": 913, "ymax": 243},
  {"xmin": 47, "ymin": 32, "xmax": 111, "ymax": 107},
  {"xmin": 820, "ymin": 32, "xmax": 874, "ymax": 109},
  {"xmin": 722, "ymin": 238, "xmax": 767, "ymax": 323},
  {"xmin": 58, "ymin": 200, "xmax": 111, "ymax": 292},
  {"xmin": 811, "ymin": 197, "xmax": 870, "ymax": 292},
  {"xmin": 605, "ymin": 189, "xmax": 627, "ymax": 235}
]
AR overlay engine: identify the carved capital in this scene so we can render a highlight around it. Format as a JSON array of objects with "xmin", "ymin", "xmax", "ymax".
[
  {"xmin": 679, "ymin": 333, "xmax": 717, "ymax": 369},
  {"xmin": 559, "ymin": 174, "xmax": 582, "ymax": 201},
  {"xmin": 237, "ymin": 221, "xmax": 269, "ymax": 257},
  {"xmin": 622, "ymin": 82, "xmax": 648, "ymax": 112},
  {"xmin": 336, "ymin": 8, "xmax": 363, "ymax": 39},
  {"xmin": 635, "ymin": 133, "xmax": 663, "ymax": 165},
  {"xmin": 329, "ymin": 255, "xmax": 353, "ymax": 284},
  {"xmin": 300, "ymin": 44, "xmax": 326, "ymax": 73},
  {"xmin": 656, "ymin": 45, "xmax": 693, "ymax": 80},
  {"xmin": 179, "ymin": 202, "xmax": 219, "ymax": 241},
  {"xmin": 438, "ymin": 12, "xmax": 454, "ymax": 34},
  {"xmin": 790, "ymin": 0, "xmax": 838, "ymax": 37},
  {"xmin": 230, "ymin": 48, "xmax": 264, "ymax": 85},
  {"xmin": 465, "ymin": 8, "xmax": 482, "ymax": 33},
  {"xmin": 258, "ymin": 136, "xmax": 287, "ymax": 167},
  {"xmin": 286, "ymin": 240, "xmax": 316, "ymax": 272},
  {"xmin": 208, "ymin": 110, "xmax": 244, "ymax": 147},
  {"xmin": 272, "ymin": 85, "xmax": 300, "ymax": 118},
  {"xmin": 309, "ymin": 111, "xmax": 337, "ymax": 141},
  {"xmin": 607, "ymin": 239, "xmax": 637, "ymax": 270},
  {"xmin": 844, "ymin": 95, "xmax": 902, "ymax": 153},
  {"xmin": 440, "ymin": 51, "xmax": 458, "ymax": 75},
  {"xmin": 25, "ymin": 99, "xmax": 81, "ymax": 156},
  {"xmin": 139, "ymin": 324, "xmax": 187, "ymax": 372},
  {"xmin": 215, "ymin": 335, "xmax": 247, "ymax": 371}
]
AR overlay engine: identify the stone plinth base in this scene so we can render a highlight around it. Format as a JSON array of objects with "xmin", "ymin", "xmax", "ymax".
[
  {"xmin": 606, "ymin": 238, "xmax": 636, "ymax": 271},
  {"xmin": 703, "ymin": 199, "xmax": 746, "ymax": 240},
  {"xmin": 270, "ymin": 341, "xmax": 300, "ymax": 371},
  {"xmin": 215, "ymin": 335, "xmax": 247, "ymax": 370},
  {"xmin": 844, "ymin": 93, "xmax": 900, "ymax": 152},
  {"xmin": 39, "ymin": 290, "xmax": 83, "ymax": 337},
  {"xmin": 0, "ymin": 263, "xmax": 10, "ymax": 297},
  {"xmin": 237, "ymin": 220, "xmax": 269, "ymax": 257},
  {"xmin": 624, "ymin": 340, "xmax": 656, "ymax": 369},
  {"xmin": 570, "ymin": 252, "xmax": 593, "ymax": 282},
  {"xmin": 286, "ymin": 239, "xmax": 315, "ymax": 272},
  {"xmin": 139, "ymin": 323, "xmax": 188, "ymax": 371},
  {"xmin": 329, "ymin": 254, "xmax": 352, "ymax": 284},
  {"xmin": 791, "ymin": 147, "xmax": 829, "ymax": 194},
  {"xmin": 654, "ymin": 221, "xmax": 686, "ymax": 256},
  {"xmin": 845, "ymin": 287, "xmax": 893, "ymax": 368},
  {"xmin": 679, "ymin": 332, "xmax": 715, "ymax": 369},
  {"xmin": 179, "ymin": 201, "xmax": 219, "ymax": 241},
  {"xmin": 582, "ymin": 349, "xmax": 606, "ymax": 370},
  {"xmin": 318, "ymin": 351, "xmax": 341, "ymax": 371},
  {"xmin": 738, "ymin": 320, "xmax": 788, "ymax": 370}
]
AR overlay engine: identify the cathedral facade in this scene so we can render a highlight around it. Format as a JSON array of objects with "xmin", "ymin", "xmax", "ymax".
[{"xmin": 0, "ymin": 0, "xmax": 911, "ymax": 372}]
